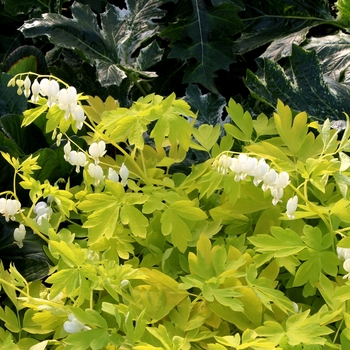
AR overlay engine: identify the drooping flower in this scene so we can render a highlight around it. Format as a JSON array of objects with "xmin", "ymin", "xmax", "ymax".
[
  {"xmin": 343, "ymin": 259, "xmax": 350, "ymax": 279},
  {"xmin": 88, "ymin": 163, "xmax": 105, "ymax": 185},
  {"xmin": 63, "ymin": 141, "xmax": 71, "ymax": 161},
  {"xmin": 40, "ymin": 79, "xmax": 59, "ymax": 107},
  {"xmin": 16, "ymin": 79, "xmax": 24, "ymax": 95},
  {"xmin": 89, "ymin": 141, "xmax": 107, "ymax": 164},
  {"xmin": 64, "ymin": 313, "xmax": 90, "ymax": 334},
  {"xmin": 14, "ymin": 224, "xmax": 26, "ymax": 248},
  {"xmin": 67, "ymin": 151, "xmax": 88, "ymax": 173},
  {"xmin": 217, "ymin": 154, "xmax": 232, "ymax": 175},
  {"xmin": 253, "ymin": 158, "xmax": 269, "ymax": 186},
  {"xmin": 72, "ymin": 104, "xmax": 86, "ymax": 130},
  {"xmin": 286, "ymin": 196, "xmax": 298, "ymax": 219},
  {"xmin": 108, "ymin": 168, "xmax": 119, "ymax": 183},
  {"xmin": 270, "ymin": 187, "xmax": 284, "ymax": 205},
  {"xmin": 0, "ymin": 198, "xmax": 22, "ymax": 222},
  {"xmin": 262, "ymin": 169, "xmax": 278, "ymax": 191},
  {"xmin": 58, "ymin": 86, "xmax": 78, "ymax": 119},
  {"xmin": 31, "ymin": 79, "xmax": 41, "ymax": 103},
  {"xmin": 119, "ymin": 163, "xmax": 129, "ymax": 187},
  {"xmin": 337, "ymin": 247, "xmax": 350, "ymax": 261},
  {"xmin": 23, "ymin": 76, "xmax": 31, "ymax": 98},
  {"xmin": 34, "ymin": 201, "xmax": 53, "ymax": 225}
]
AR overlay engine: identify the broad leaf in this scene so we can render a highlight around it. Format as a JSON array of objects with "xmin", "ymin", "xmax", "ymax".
[
  {"xmin": 303, "ymin": 32, "xmax": 350, "ymax": 83},
  {"xmin": 0, "ymin": 218, "xmax": 50, "ymax": 282},
  {"xmin": 0, "ymin": 73, "xmax": 27, "ymax": 116},
  {"xmin": 161, "ymin": 0, "xmax": 244, "ymax": 93},
  {"xmin": 245, "ymin": 45, "xmax": 350, "ymax": 121},
  {"xmin": 20, "ymin": 0, "xmax": 165, "ymax": 87},
  {"xmin": 233, "ymin": 0, "xmax": 332, "ymax": 55},
  {"xmin": 183, "ymin": 84, "xmax": 226, "ymax": 127}
]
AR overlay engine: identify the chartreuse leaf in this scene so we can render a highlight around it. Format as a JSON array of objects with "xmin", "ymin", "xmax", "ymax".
[
  {"xmin": 253, "ymin": 113, "xmax": 278, "ymax": 139},
  {"xmin": 22, "ymin": 100, "xmax": 48, "ymax": 127},
  {"xmin": 193, "ymin": 124, "xmax": 221, "ymax": 152},
  {"xmin": 224, "ymin": 99, "xmax": 253, "ymax": 142},
  {"xmin": 131, "ymin": 268, "xmax": 188, "ymax": 322},
  {"xmin": 151, "ymin": 93, "xmax": 196, "ymax": 151},
  {"xmin": 0, "ymin": 306, "xmax": 20, "ymax": 333},
  {"xmin": 274, "ymin": 100, "xmax": 308, "ymax": 157},
  {"xmin": 249, "ymin": 227, "xmax": 305, "ymax": 258},
  {"xmin": 294, "ymin": 226, "xmax": 338, "ymax": 287},
  {"xmin": 64, "ymin": 329, "xmax": 110, "ymax": 350},
  {"xmin": 160, "ymin": 198, "xmax": 207, "ymax": 252},
  {"xmin": 79, "ymin": 180, "xmax": 148, "ymax": 243}
]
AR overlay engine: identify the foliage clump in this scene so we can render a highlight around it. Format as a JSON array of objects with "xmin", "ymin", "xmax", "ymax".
[{"xmin": 0, "ymin": 72, "xmax": 350, "ymax": 349}]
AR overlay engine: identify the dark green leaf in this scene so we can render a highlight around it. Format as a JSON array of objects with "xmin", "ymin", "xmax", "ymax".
[
  {"xmin": 184, "ymin": 84, "xmax": 226, "ymax": 126},
  {"xmin": 161, "ymin": 0, "xmax": 244, "ymax": 93},
  {"xmin": 233, "ymin": 0, "xmax": 332, "ymax": 55},
  {"xmin": 0, "ymin": 114, "xmax": 49, "ymax": 154},
  {"xmin": 303, "ymin": 32, "xmax": 350, "ymax": 83},
  {"xmin": 2, "ymin": 0, "xmax": 51, "ymax": 16},
  {"xmin": 0, "ymin": 73, "xmax": 27, "ymax": 116},
  {"xmin": 20, "ymin": 0, "xmax": 166, "ymax": 87},
  {"xmin": 3, "ymin": 45, "xmax": 47, "ymax": 75},
  {"xmin": 244, "ymin": 45, "xmax": 350, "ymax": 121},
  {"xmin": 261, "ymin": 27, "xmax": 311, "ymax": 61},
  {"xmin": 136, "ymin": 40, "xmax": 164, "ymax": 71},
  {"xmin": 0, "ymin": 218, "xmax": 50, "ymax": 281}
]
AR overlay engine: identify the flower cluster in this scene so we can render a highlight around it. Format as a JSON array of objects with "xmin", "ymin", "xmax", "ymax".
[
  {"xmin": 63, "ymin": 140, "xmax": 130, "ymax": 187},
  {"xmin": 214, "ymin": 154, "xmax": 298, "ymax": 217},
  {"xmin": 0, "ymin": 198, "xmax": 22, "ymax": 222},
  {"xmin": 10, "ymin": 75, "xmax": 86, "ymax": 130}
]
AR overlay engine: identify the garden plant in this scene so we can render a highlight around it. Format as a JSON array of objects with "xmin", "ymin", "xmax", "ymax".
[{"xmin": 1, "ymin": 0, "xmax": 350, "ymax": 349}]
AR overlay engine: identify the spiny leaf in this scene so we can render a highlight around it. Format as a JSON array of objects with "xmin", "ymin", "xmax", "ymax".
[
  {"xmin": 20, "ymin": 0, "xmax": 165, "ymax": 87},
  {"xmin": 244, "ymin": 45, "xmax": 350, "ymax": 122}
]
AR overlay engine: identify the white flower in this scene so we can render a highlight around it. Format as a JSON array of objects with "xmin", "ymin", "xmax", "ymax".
[
  {"xmin": 343, "ymin": 259, "xmax": 350, "ymax": 279},
  {"xmin": 217, "ymin": 154, "xmax": 232, "ymax": 175},
  {"xmin": 72, "ymin": 104, "xmax": 85, "ymax": 130},
  {"xmin": 63, "ymin": 141, "xmax": 71, "ymax": 161},
  {"xmin": 119, "ymin": 163, "xmax": 129, "ymax": 187},
  {"xmin": 337, "ymin": 247, "xmax": 350, "ymax": 261},
  {"xmin": 58, "ymin": 86, "xmax": 78, "ymax": 119},
  {"xmin": 31, "ymin": 79, "xmax": 41, "ymax": 103},
  {"xmin": 14, "ymin": 224, "xmax": 26, "ymax": 248},
  {"xmin": 89, "ymin": 141, "xmax": 106, "ymax": 164},
  {"xmin": 40, "ymin": 79, "xmax": 59, "ymax": 107},
  {"xmin": 23, "ymin": 76, "xmax": 31, "ymax": 98},
  {"xmin": 273, "ymin": 171, "xmax": 290, "ymax": 189},
  {"xmin": 34, "ymin": 201, "xmax": 52, "ymax": 225},
  {"xmin": 286, "ymin": 196, "xmax": 298, "ymax": 219},
  {"xmin": 88, "ymin": 163, "xmax": 105, "ymax": 185},
  {"xmin": 68, "ymin": 151, "xmax": 88, "ymax": 173},
  {"xmin": 253, "ymin": 158, "xmax": 269, "ymax": 186},
  {"xmin": 16, "ymin": 79, "xmax": 24, "ymax": 95},
  {"xmin": 262, "ymin": 169, "xmax": 278, "ymax": 191},
  {"xmin": 0, "ymin": 198, "xmax": 22, "ymax": 222},
  {"xmin": 64, "ymin": 314, "xmax": 87, "ymax": 334},
  {"xmin": 108, "ymin": 168, "xmax": 119, "ymax": 183},
  {"xmin": 240, "ymin": 156, "xmax": 258, "ymax": 180},
  {"xmin": 270, "ymin": 187, "xmax": 284, "ymax": 205}
]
